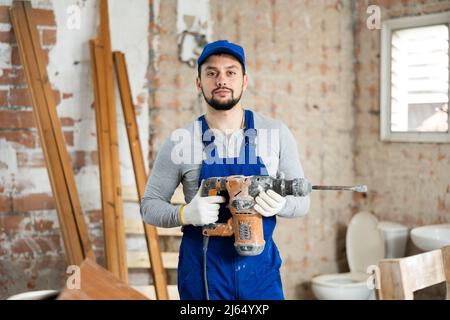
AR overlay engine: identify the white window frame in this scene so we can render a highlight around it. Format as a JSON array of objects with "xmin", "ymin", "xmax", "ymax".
[{"xmin": 380, "ymin": 12, "xmax": 450, "ymax": 143}]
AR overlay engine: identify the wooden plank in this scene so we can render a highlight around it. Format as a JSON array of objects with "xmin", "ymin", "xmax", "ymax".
[
  {"xmin": 122, "ymin": 184, "xmax": 186, "ymax": 204},
  {"xmin": 442, "ymin": 245, "xmax": 450, "ymax": 300},
  {"xmin": 58, "ymin": 258, "xmax": 148, "ymax": 300},
  {"xmin": 113, "ymin": 51, "xmax": 169, "ymax": 299},
  {"xmin": 22, "ymin": 1, "xmax": 94, "ymax": 262},
  {"xmin": 127, "ymin": 251, "xmax": 178, "ymax": 269},
  {"xmin": 125, "ymin": 218, "xmax": 182, "ymax": 236},
  {"xmin": 89, "ymin": 0, "xmax": 127, "ymax": 282},
  {"xmin": 379, "ymin": 248, "xmax": 447, "ymax": 300},
  {"xmin": 132, "ymin": 285, "xmax": 180, "ymax": 300},
  {"xmin": 10, "ymin": 1, "xmax": 93, "ymax": 265},
  {"xmin": 100, "ymin": 0, "xmax": 128, "ymax": 282}
]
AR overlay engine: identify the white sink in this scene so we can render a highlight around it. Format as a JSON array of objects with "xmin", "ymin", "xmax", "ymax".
[{"xmin": 410, "ymin": 224, "xmax": 450, "ymax": 251}]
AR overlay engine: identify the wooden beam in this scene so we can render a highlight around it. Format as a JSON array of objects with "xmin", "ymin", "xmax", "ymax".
[
  {"xmin": 89, "ymin": 0, "xmax": 127, "ymax": 282},
  {"xmin": 127, "ymin": 251, "xmax": 179, "ymax": 269},
  {"xmin": 9, "ymin": 1, "xmax": 93, "ymax": 266},
  {"xmin": 113, "ymin": 51, "xmax": 169, "ymax": 300},
  {"xmin": 379, "ymin": 248, "xmax": 447, "ymax": 299},
  {"xmin": 125, "ymin": 218, "xmax": 182, "ymax": 236}
]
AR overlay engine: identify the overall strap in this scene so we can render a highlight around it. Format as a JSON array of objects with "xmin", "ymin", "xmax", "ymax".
[
  {"xmin": 243, "ymin": 110, "xmax": 257, "ymax": 163},
  {"xmin": 198, "ymin": 114, "xmax": 215, "ymax": 148}
]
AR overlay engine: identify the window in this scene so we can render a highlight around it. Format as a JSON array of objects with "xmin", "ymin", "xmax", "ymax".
[{"xmin": 380, "ymin": 12, "xmax": 450, "ymax": 143}]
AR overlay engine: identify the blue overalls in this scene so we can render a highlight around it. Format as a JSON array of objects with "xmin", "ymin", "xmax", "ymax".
[{"xmin": 177, "ymin": 110, "xmax": 284, "ymax": 300}]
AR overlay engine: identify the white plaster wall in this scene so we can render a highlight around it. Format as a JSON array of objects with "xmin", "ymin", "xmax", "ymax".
[
  {"xmin": 109, "ymin": 0, "xmax": 149, "ymax": 196},
  {"xmin": 0, "ymin": 0, "xmax": 150, "ymax": 208}
]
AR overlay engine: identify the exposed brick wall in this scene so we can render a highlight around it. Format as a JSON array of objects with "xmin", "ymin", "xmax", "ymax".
[
  {"xmin": 0, "ymin": 3, "xmax": 104, "ymax": 298},
  {"xmin": 353, "ymin": 0, "xmax": 450, "ymax": 298},
  {"xmin": 0, "ymin": 0, "xmax": 150, "ymax": 299},
  {"xmin": 353, "ymin": 0, "xmax": 450, "ymax": 242},
  {"xmin": 0, "ymin": 5, "xmax": 64, "ymax": 297}
]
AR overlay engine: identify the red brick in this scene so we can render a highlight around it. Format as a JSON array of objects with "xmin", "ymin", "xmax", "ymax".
[
  {"xmin": 72, "ymin": 150, "xmax": 86, "ymax": 171},
  {"xmin": 16, "ymin": 152, "xmax": 46, "ymax": 168},
  {"xmin": 9, "ymin": 88, "xmax": 32, "ymax": 106},
  {"xmin": 70, "ymin": 150, "xmax": 99, "ymax": 171},
  {"xmin": 12, "ymin": 47, "xmax": 51, "ymax": 68},
  {"xmin": 0, "ymin": 212, "xmax": 32, "ymax": 233},
  {"xmin": 0, "ymin": 130, "xmax": 37, "ymax": 148},
  {"xmin": 0, "ymin": 110, "xmax": 35, "ymax": 129},
  {"xmin": 53, "ymin": 89, "xmax": 61, "ymax": 106},
  {"xmin": 33, "ymin": 219, "xmax": 54, "ymax": 232},
  {"xmin": 0, "ymin": 195, "xmax": 12, "ymax": 212},
  {"xmin": 11, "ymin": 238, "xmax": 33, "ymax": 255},
  {"xmin": 0, "ymin": 90, "xmax": 7, "ymax": 106},
  {"xmin": 11, "ymin": 235, "xmax": 61, "ymax": 255},
  {"xmin": 62, "ymin": 93, "xmax": 73, "ymax": 100},
  {"xmin": 42, "ymin": 29, "xmax": 56, "ymax": 46},
  {"xmin": 13, "ymin": 193, "xmax": 55, "ymax": 212},
  {"xmin": 32, "ymin": 9, "xmax": 56, "ymax": 27},
  {"xmin": 42, "ymin": 48, "xmax": 49, "ymax": 66},
  {"xmin": 60, "ymin": 117, "xmax": 75, "ymax": 127},
  {"xmin": 0, "ymin": 6, "xmax": 10, "ymax": 24},
  {"xmin": 0, "ymin": 68, "xmax": 26, "ymax": 86},
  {"xmin": 63, "ymin": 131, "xmax": 73, "ymax": 146},
  {"xmin": 86, "ymin": 210, "xmax": 102, "ymax": 224},
  {"xmin": 34, "ymin": 235, "xmax": 61, "ymax": 252},
  {"xmin": 0, "ymin": 30, "xmax": 15, "ymax": 43},
  {"xmin": 11, "ymin": 46, "xmax": 21, "ymax": 66}
]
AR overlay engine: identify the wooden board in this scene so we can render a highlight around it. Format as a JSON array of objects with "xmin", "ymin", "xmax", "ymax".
[
  {"xmin": 9, "ymin": 0, "xmax": 93, "ymax": 266},
  {"xmin": 132, "ymin": 285, "xmax": 180, "ymax": 300},
  {"xmin": 89, "ymin": 0, "xmax": 127, "ymax": 282},
  {"xmin": 125, "ymin": 219, "xmax": 182, "ymax": 236},
  {"xmin": 378, "ymin": 246, "xmax": 450, "ymax": 300},
  {"xmin": 113, "ymin": 51, "xmax": 169, "ymax": 299},
  {"xmin": 58, "ymin": 258, "xmax": 148, "ymax": 300},
  {"xmin": 127, "ymin": 251, "xmax": 178, "ymax": 269}
]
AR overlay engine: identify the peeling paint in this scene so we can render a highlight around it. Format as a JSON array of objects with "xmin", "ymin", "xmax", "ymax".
[{"xmin": 177, "ymin": 0, "xmax": 212, "ymax": 67}]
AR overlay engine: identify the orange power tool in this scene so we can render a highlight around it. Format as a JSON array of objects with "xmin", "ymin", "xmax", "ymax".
[{"xmin": 201, "ymin": 175, "xmax": 367, "ymax": 256}]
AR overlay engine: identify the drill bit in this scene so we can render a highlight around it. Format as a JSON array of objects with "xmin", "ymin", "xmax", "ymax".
[{"xmin": 312, "ymin": 185, "xmax": 368, "ymax": 192}]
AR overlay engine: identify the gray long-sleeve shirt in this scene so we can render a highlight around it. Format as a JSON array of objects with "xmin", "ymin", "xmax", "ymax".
[{"xmin": 140, "ymin": 110, "xmax": 310, "ymax": 228}]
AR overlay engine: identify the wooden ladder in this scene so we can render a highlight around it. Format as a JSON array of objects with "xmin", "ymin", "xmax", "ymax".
[
  {"xmin": 123, "ymin": 186, "xmax": 185, "ymax": 300},
  {"xmin": 114, "ymin": 51, "xmax": 183, "ymax": 299}
]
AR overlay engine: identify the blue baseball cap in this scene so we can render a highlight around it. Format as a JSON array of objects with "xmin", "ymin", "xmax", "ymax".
[{"xmin": 197, "ymin": 40, "xmax": 246, "ymax": 74}]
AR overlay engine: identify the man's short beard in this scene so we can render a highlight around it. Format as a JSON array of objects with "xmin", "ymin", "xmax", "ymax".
[{"xmin": 202, "ymin": 87, "xmax": 243, "ymax": 111}]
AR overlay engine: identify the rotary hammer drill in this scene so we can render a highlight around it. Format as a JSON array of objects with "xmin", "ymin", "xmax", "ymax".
[{"xmin": 200, "ymin": 175, "xmax": 367, "ymax": 256}]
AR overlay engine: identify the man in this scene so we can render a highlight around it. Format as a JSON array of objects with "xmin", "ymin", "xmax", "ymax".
[{"xmin": 140, "ymin": 40, "xmax": 310, "ymax": 300}]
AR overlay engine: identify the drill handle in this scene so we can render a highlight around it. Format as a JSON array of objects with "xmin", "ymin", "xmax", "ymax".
[{"xmin": 200, "ymin": 177, "xmax": 227, "ymax": 197}]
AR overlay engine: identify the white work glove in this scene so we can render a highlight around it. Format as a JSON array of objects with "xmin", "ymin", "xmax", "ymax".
[
  {"xmin": 180, "ymin": 188, "xmax": 226, "ymax": 226},
  {"xmin": 254, "ymin": 190, "xmax": 286, "ymax": 217}
]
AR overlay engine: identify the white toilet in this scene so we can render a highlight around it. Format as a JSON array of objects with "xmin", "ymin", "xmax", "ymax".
[{"xmin": 311, "ymin": 212, "xmax": 408, "ymax": 300}]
